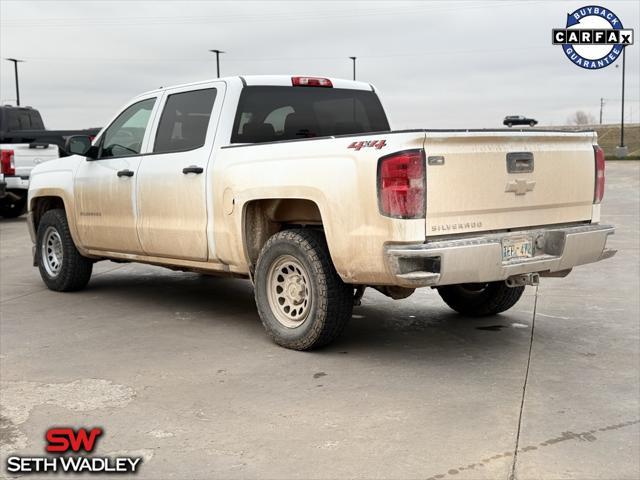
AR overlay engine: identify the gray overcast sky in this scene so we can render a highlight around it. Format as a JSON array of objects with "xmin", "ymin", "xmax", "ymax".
[{"xmin": 1, "ymin": 0, "xmax": 638, "ymax": 129}]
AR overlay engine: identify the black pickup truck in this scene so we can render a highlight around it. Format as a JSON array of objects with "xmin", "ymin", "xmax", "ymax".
[{"xmin": 0, "ymin": 105, "xmax": 100, "ymax": 217}]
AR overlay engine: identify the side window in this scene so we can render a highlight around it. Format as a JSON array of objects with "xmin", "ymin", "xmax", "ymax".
[
  {"xmin": 153, "ymin": 88, "xmax": 217, "ymax": 154},
  {"xmin": 7, "ymin": 112, "xmax": 20, "ymax": 131},
  {"xmin": 18, "ymin": 111, "xmax": 31, "ymax": 129},
  {"xmin": 29, "ymin": 110, "xmax": 45, "ymax": 129},
  {"xmin": 99, "ymin": 98, "xmax": 156, "ymax": 159}
]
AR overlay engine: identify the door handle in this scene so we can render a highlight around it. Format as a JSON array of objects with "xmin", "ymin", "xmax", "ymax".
[
  {"xmin": 182, "ymin": 165, "xmax": 203, "ymax": 174},
  {"xmin": 117, "ymin": 169, "xmax": 134, "ymax": 177},
  {"xmin": 506, "ymin": 152, "xmax": 534, "ymax": 173}
]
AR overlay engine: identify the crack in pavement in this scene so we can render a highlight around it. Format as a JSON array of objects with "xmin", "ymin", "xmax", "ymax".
[
  {"xmin": 425, "ymin": 418, "xmax": 640, "ymax": 480},
  {"xmin": 509, "ymin": 284, "xmax": 539, "ymax": 480}
]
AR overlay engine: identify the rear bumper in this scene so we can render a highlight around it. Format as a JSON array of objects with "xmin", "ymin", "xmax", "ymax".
[
  {"xmin": 385, "ymin": 224, "xmax": 616, "ymax": 288},
  {"xmin": 4, "ymin": 175, "xmax": 29, "ymax": 190}
]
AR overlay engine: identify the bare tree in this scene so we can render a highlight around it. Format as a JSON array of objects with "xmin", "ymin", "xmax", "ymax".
[{"xmin": 568, "ymin": 110, "xmax": 596, "ymax": 125}]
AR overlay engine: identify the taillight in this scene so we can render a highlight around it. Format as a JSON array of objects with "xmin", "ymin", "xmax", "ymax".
[
  {"xmin": 377, "ymin": 149, "xmax": 425, "ymax": 219},
  {"xmin": 594, "ymin": 145, "xmax": 605, "ymax": 204},
  {"xmin": 0, "ymin": 149, "xmax": 15, "ymax": 175},
  {"xmin": 291, "ymin": 76, "xmax": 333, "ymax": 87}
]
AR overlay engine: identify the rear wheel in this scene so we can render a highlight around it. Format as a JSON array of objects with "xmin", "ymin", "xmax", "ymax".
[
  {"xmin": 254, "ymin": 229, "xmax": 353, "ymax": 350},
  {"xmin": 36, "ymin": 209, "xmax": 93, "ymax": 291},
  {"xmin": 437, "ymin": 281, "xmax": 524, "ymax": 317}
]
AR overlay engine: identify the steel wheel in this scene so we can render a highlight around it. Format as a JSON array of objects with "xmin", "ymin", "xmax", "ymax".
[
  {"xmin": 41, "ymin": 226, "xmax": 63, "ymax": 278},
  {"xmin": 266, "ymin": 254, "xmax": 312, "ymax": 328}
]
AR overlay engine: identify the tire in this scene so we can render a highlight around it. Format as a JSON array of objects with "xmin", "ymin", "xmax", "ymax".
[
  {"xmin": 254, "ymin": 229, "xmax": 353, "ymax": 350},
  {"xmin": 529, "ymin": 121, "xmax": 536, "ymax": 127},
  {"xmin": 0, "ymin": 194, "xmax": 27, "ymax": 218},
  {"xmin": 437, "ymin": 281, "xmax": 524, "ymax": 317},
  {"xmin": 36, "ymin": 209, "xmax": 93, "ymax": 292},
  {"xmin": 506, "ymin": 123, "xmax": 513, "ymax": 128}
]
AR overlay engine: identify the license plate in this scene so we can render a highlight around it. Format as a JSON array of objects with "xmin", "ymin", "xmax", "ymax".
[{"xmin": 502, "ymin": 236, "xmax": 533, "ymax": 261}]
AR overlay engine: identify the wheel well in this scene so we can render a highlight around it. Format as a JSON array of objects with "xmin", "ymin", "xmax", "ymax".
[
  {"xmin": 243, "ymin": 199, "xmax": 323, "ymax": 267},
  {"xmin": 31, "ymin": 196, "xmax": 65, "ymax": 231}
]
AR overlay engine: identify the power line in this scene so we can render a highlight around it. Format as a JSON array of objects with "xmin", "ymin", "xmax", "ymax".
[
  {"xmin": 8, "ymin": 45, "xmax": 550, "ymax": 65},
  {"xmin": 0, "ymin": 1, "xmax": 540, "ymax": 28}
]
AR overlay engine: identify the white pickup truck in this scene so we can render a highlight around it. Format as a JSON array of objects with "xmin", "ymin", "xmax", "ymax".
[{"xmin": 27, "ymin": 75, "xmax": 616, "ymax": 350}]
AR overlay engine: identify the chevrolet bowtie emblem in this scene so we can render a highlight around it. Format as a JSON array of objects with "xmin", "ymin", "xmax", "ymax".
[{"xmin": 505, "ymin": 179, "xmax": 536, "ymax": 195}]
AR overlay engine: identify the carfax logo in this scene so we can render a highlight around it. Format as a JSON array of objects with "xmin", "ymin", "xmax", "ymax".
[
  {"xmin": 552, "ymin": 5, "xmax": 634, "ymax": 69},
  {"xmin": 5, "ymin": 427, "xmax": 143, "ymax": 474}
]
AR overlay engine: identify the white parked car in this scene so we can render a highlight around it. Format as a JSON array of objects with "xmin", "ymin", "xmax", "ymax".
[{"xmin": 27, "ymin": 75, "xmax": 615, "ymax": 349}]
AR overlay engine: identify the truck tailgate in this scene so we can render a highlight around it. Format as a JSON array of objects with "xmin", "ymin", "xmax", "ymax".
[
  {"xmin": 425, "ymin": 131, "xmax": 596, "ymax": 236},
  {"xmin": 11, "ymin": 143, "xmax": 59, "ymax": 177}
]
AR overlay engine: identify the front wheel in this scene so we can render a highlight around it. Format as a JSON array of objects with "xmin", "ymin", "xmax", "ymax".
[
  {"xmin": 437, "ymin": 281, "xmax": 524, "ymax": 317},
  {"xmin": 36, "ymin": 209, "xmax": 93, "ymax": 291},
  {"xmin": 254, "ymin": 229, "xmax": 353, "ymax": 350}
]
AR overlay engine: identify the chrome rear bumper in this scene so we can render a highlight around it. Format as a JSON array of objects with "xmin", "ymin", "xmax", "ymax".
[{"xmin": 385, "ymin": 224, "xmax": 616, "ymax": 288}]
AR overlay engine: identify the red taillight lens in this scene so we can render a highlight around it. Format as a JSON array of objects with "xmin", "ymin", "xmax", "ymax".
[
  {"xmin": 377, "ymin": 149, "xmax": 425, "ymax": 219},
  {"xmin": 594, "ymin": 145, "xmax": 605, "ymax": 204},
  {"xmin": 0, "ymin": 149, "xmax": 15, "ymax": 175},
  {"xmin": 291, "ymin": 76, "xmax": 333, "ymax": 87}
]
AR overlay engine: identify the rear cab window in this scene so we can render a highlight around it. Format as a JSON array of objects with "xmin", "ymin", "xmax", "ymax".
[
  {"xmin": 0, "ymin": 108, "xmax": 45, "ymax": 132},
  {"xmin": 231, "ymin": 86, "xmax": 389, "ymax": 144}
]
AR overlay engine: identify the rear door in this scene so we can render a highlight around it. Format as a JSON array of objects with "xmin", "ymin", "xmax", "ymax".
[
  {"xmin": 136, "ymin": 82, "xmax": 224, "ymax": 261},
  {"xmin": 425, "ymin": 131, "xmax": 596, "ymax": 236}
]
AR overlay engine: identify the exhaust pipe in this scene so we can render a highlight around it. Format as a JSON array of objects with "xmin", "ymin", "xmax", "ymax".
[{"xmin": 506, "ymin": 273, "xmax": 540, "ymax": 288}]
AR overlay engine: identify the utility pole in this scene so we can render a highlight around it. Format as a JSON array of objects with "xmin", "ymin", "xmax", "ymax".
[
  {"xmin": 5, "ymin": 58, "xmax": 24, "ymax": 106},
  {"xmin": 209, "ymin": 49, "xmax": 224, "ymax": 78},
  {"xmin": 599, "ymin": 97, "xmax": 604, "ymax": 125},
  {"xmin": 619, "ymin": 47, "xmax": 626, "ymax": 149},
  {"xmin": 349, "ymin": 56, "xmax": 356, "ymax": 81},
  {"xmin": 613, "ymin": 48, "xmax": 628, "ymax": 157}
]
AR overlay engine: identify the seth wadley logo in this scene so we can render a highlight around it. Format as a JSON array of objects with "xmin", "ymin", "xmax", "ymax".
[
  {"xmin": 552, "ymin": 5, "xmax": 634, "ymax": 69},
  {"xmin": 5, "ymin": 427, "xmax": 143, "ymax": 474}
]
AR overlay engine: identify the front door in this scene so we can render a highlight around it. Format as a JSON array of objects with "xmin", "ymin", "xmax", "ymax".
[
  {"xmin": 136, "ymin": 84, "xmax": 222, "ymax": 261},
  {"xmin": 74, "ymin": 97, "xmax": 157, "ymax": 253}
]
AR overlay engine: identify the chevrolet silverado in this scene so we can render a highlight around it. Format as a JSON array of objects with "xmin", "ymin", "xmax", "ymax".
[{"xmin": 27, "ymin": 75, "xmax": 616, "ymax": 350}]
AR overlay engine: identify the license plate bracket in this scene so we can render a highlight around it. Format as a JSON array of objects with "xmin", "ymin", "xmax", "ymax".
[{"xmin": 502, "ymin": 236, "xmax": 533, "ymax": 261}]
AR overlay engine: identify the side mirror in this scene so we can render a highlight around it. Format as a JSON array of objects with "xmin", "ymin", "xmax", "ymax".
[{"xmin": 65, "ymin": 135, "xmax": 97, "ymax": 159}]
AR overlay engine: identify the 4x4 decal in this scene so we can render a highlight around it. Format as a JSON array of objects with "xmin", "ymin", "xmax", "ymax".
[{"xmin": 347, "ymin": 139, "xmax": 387, "ymax": 151}]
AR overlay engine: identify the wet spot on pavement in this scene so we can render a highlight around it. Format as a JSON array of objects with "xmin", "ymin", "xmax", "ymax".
[{"xmin": 476, "ymin": 325, "xmax": 507, "ymax": 331}]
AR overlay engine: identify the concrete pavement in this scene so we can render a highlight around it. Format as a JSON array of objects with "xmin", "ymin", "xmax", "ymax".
[{"xmin": 1, "ymin": 162, "xmax": 638, "ymax": 479}]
